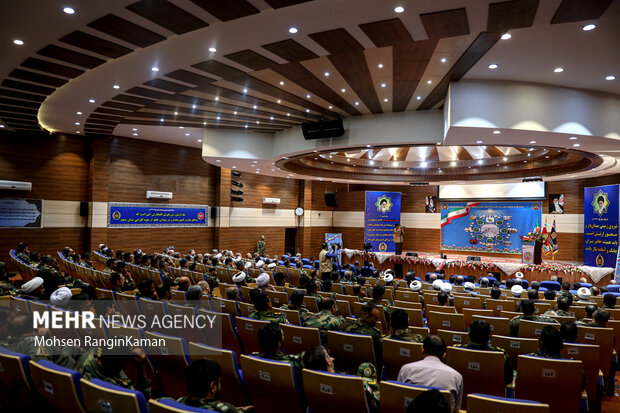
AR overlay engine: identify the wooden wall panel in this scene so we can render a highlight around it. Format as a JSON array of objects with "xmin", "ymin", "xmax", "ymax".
[
  {"xmin": 229, "ymin": 172, "xmax": 299, "ymax": 209},
  {"xmin": 217, "ymin": 227, "xmax": 289, "ymax": 256},
  {"xmin": 0, "ymin": 131, "xmax": 89, "ymax": 201}
]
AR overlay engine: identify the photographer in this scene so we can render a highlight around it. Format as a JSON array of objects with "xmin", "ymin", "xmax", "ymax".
[
  {"xmin": 393, "ymin": 224, "xmax": 405, "ymax": 255},
  {"xmin": 319, "ymin": 243, "xmax": 338, "ymax": 281}
]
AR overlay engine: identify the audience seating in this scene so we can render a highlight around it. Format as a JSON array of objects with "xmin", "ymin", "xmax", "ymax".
[
  {"xmin": 576, "ymin": 325, "xmax": 615, "ymax": 392},
  {"xmin": 148, "ymin": 398, "xmax": 219, "ymax": 412},
  {"xmin": 467, "ymin": 393, "xmax": 550, "ymax": 412},
  {"xmin": 392, "ymin": 306, "xmax": 424, "ymax": 327},
  {"xmin": 454, "ymin": 296, "xmax": 483, "ymax": 313},
  {"xmin": 462, "ymin": 308, "xmax": 493, "ymax": 329},
  {"xmin": 238, "ymin": 301, "xmax": 254, "ymax": 317},
  {"xmin": 199, "ymin": 310, "xmax": 243, "ymax": 358},
  {"xmin": 486, "ymin": 299, "xmax": 516, "ymax": 317},
  {"xmin": 143, "ymin": 331, "xmax": 190, "ymax": 399},
  {"xmin": 302, "ymin": 369, "xmax": 370, "ymax": 413},
  {"xmin": 517, "ymin": 319, "xmax": 560, "ymax": 339},
  {"xmin": 80, "ymin": 378, "xmax": 148, "ymax": 413},
  {"xmin": 437, "ymin": 329, "xmax": 470, "ymax": 346},
  {"xmin": 425, "ymin": 304, "xmax": 457, "ymax": 314},
  {"xmin": 240, "ymin": 355, "xmax": 305, "ymax": 413},
  {"xmin": 166, "ymin": 303, "xmax": 208, "ymax": 344},
  {"xmin": 380, "ymin": 381, "xmax": 451, "ymax": 413},
  {"xmin": 210, "ymin": 297, "xmax": 239, "ymax": 316},
  {"xmin": 278, "ymin": 307, "xmax": 303, "ymax": 325},
  {"xmin": 561, "ymin": 342, "xmax": 601, "ymax": 404},
  {"xmin": 234, "ymin": 316, "xmax": 269, "ymax": 354},
  {"xmin": 325, "ymin": 331, "xmax": 376, "ymax": 375},
  {"xmin": 393, "ymin": 300, "xmax": 422, "ymax": 310},
  {"xmin": 29, "ymin": 359, "xmax": 85, "ymax": 413},
  {"xmin": 116, "ymin": 292, "xmax": 142, "ymax": 317},
  {"xmin": 0, "ymin": 346, "xmax": 32, "ymax": 404},
  {"xmin": 281, "ymin": 324, "xmax": 321, "ymax": 354},
  {"xmin": 334, "ymin": 299, "xmax": 352, "ymax": 318},
  {"xmin": 472, "ymin": 315, "xmax": 510, "ymax": 336},
  {"xmin": 380, "ymin": 339, "xmax": 423, "ymax": 381},
  {"xmin": 491, "ymin": 335, "xmax": 539, "ymax": 369},
  {"xmin": 426, "ymin": 311, "xmax": 465, "ymax": 335},
  {"xmin": 515, "ymin": 355, "xmax": 583, "ymax": 413}
]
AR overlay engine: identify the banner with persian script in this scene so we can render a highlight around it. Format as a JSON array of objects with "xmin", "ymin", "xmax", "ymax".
[
  {"xmin": 364, "ymin": 191, "xmax": 401, "ymax": 253},
  {"xmin": 584, "ymin": 184, "xmax": 619, "ymax": 267},
  {"xmin": 0, "ymin": 199, "xmax": 42, "ymax": 228},
  {"xmin": 108, "ymin": 203, "xmax": 208, "ymax": 228}
]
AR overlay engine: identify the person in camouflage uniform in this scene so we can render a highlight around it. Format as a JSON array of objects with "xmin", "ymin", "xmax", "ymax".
[
  {"xmin": 383, "ymin": 309, "xmax": 424, "ymax": 342},
  {"xmin": 280, "ymin": 290, "xmax": 310, "ymax": 322},
  {"xmin": 136, "ymin": 279, "xmax": 158, "ymax": 300},
  {"xmin": 256, "ymin": 235, "xmax": 266, "ymax": 256},
  {"xmin": 15, "ymin": 242, "xmax": 30, "ymax": 263},
  {"xmin": 543, "ymin": 295, "xmax": 572, "ymax": 317},
  {"xmin": 251, "ymin": 323, "xmax": 303, "ymax": 381},
  {"xmin": 248, "ymin": 289, "xmax": 289, "ymax": 324},
  {"xmin": 344, "ymin": 302, "xmax": 383, "ymax": 370},
  {"xmin": 303, "ymin": 345, "xmax": 381, "ymax": 412},
  {"xmin": 369, "ymin": 284, "xmax": 390, "ymax": 329},
  {"xmin": 454, "ymin": 319, "xmax": 513, "ymax": 385},
  {"xmin": 159, "ymin": 260, "xmax": 173, "ymax": 284},
  {"xmin": 579, "ymin": 308, "xmax": 610, "ymax": 328},
  {"xmin": 303, "ymin": 298, "xmax": 345, "ymax": 343},
  {"xmin": 0, "ymin": 262, "xmax": 17, "ymax": 296},
  {"xmin": 39, "ymin": 254, "xmax": 74, "ymax": 285},
  {"xmin": 509, "ymin": 300, "xmax": 556, "ymax": 337},
  {"xmin": 165, "ymin": 359, "xmax": 251, "ymax": 412},
  {"xmin": 77, "ymin": 338, "xmax": 151, "ymax": 398},
  {"xmin": 205, "ymin": 267, "xmax": 220, "ymax": 292}
]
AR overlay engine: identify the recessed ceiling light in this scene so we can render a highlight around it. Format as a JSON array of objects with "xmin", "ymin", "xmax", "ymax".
[
  {"xmin": 529, "ymin": 140, "xmax": 536, "ymax": 144},
  {"xmin": 366, "ymin": 145, "xmax": 371, "ymax": 148},
  {"xmin": 289, "ymin": 27, "xmax": 298, "ymax": 34},
  {"xmin": 133, "ymin": 133, "xmax": 138, "ymax": 136},
  {"xmin": 501, "ymin": 33, "xmax": 511, "ymax": 40},
  {"xmin": 161, "ymin": 118, "xmax": 165, "ymax": 122},
  {"xmin": 174, "ymin": 112, "xmax": 178, "ymax": 115},
  {"xmin": 203, "ymin": 121, "xmax": 207, "ymax": 125},
  {"xmin": 63, "ymin": 7, "xmax": 75, "ymax": 14},
  {"xmin": 477, "ymin": 160, "xmax": 484, "ymax": 165},
  {"xmin": 573, "ymin": 143, "xmax": 581, "ymax": 147},
  {"xmin": 324, "ymin": 72, "xmax": 330, "ymax": 77},
  {"xmin": 243, "ymin": 88, "xmax": 248, "ymax": 93},
  {"xmin": 286, "ymin": 113, "xmax": 290, "ymax": 116},
  {"xmin": 384, "ymin": 98, "xmax": 388, "ymax": 102},
  {"xmin": 256, "ymin": 121, "xmax": 260, "ymax": 124},
  {"xmin": 569, "ymin": 136, "xmax": 578, "ymax": 140},
  {"xmin": 179, "ymin": 126, "xmax": 184, "ymax": 129},
  {"xmin": 427, "ymin": 80, "xmax": 432, "ymax": 84},
  {"xmin": 605, "ymin": 75, "xmax": 616, "ymax": 80},
  {"xmin": 185, "ymin": 133, "xmax": 190, "ymax": 136},
  {"xmin": 113, "ymin": 85, "xmax": 120, "ymax": 89},
  {"xmin": 270, "ymin": 116, "xmax": 274, "ymax": 120},
  {"xmin": 279, "ymin": 81, "xmax": 284, "ymax": 85},
  {"xmin": 132, "ymin": 128, "xmax": 137, "ymax": 131},
  {"xmin": 197, "ymin": 139, "xmax": 202, "ymax": 142},
  {"xmin": 192, "ymin": 104, "xmax": 197, "ymax": 109},
  {"xmin": 496, "ymin": 164, "xmax": 500, "ymax": 167},
  {"xmin": 208, "ymin": 47, "xmax": 217, "ymax": 52},
  {"xmin": 503, "ymin": 157, "xmax": 508, "ymax": 161},
  {"xmin": 76, "ymin": 111, "xmax": 82, "ymax": 115},
  {"xmin": 244, "ymin": 125, "xmax": 248, "ymax": 128},
  {"xmin": 355, "ymin": 101, "xmax": 359, "ymax": 106},
  {"xmin": 378, "ymin": 64, "xmax": 383, "ymax": 68},
  {"xmin": 151, "ymin": 66, "xmax": 159, "ymax": 72},
  {"xmin": 450, "ymin": 161, "xmax": 456, "ymax": 166},
  {"xmin": 74, "ymin": 122, "xmax": 80, "ymax": 125},
  {"xmin": 545, "ymin": 155, "xmax": 550, "ymax": 158},
  {"xmin": 554, "ymin": 67, "xmax": 563, "ymax": 73},
  {"xmin": 416, "ymin": 96, "xmax": 421, "ymax": 100},
  {"xmin": 233, "ymin": 111, "xmax": 238, "ymax": 115},
  {"xmin": 216, "ymin": 159, "xmax": 221, "ymax": 162},
  {"xmin": 253, "ymin": 105, "xmax": 257, "ymax": 109},
  {"xmin": 75, "ymin": 130, "xmax": 79, "ymax": 133},
  {"xmin": 582, "ymin": 24, "xmax": 596, "ymax": 31},
  {"xmin": 527, "ymin": 153, "xmax": 531, "ymax": 157},
  {"xmin": 232, "ymin": 165, "xmax": 237, "ymax": 168},
  {"xmin": 369, "ymin": 160, "xmax": 375, "ymax": 166},
  {"xmin": 380, "ymin": 83, "xmax": 386, "ymax": 88},
  {"xmin": 394, "ymin": 6, "xmax": 404, "ymax": 13},
  {"xmin": 89, "ymin": 99, "xmax": 95, "ymax": 103},
  {"xmin": 328, "ymin": 105, "xmax": 333, "ymax": 109},
  {"xmin": 330, "ymin": 161, "xmax": 334, "ymax": 164},
  {"xmin": 440, "ymin": 57, "xmax": 447, "ymax": 63},
  {"xmin": 488, "ymin": 64, "xmax": 498, "ymax": 69},
  {"xmin": 493, "ymin": 130, "xmax": 501, "ymax": 134},
  {"xmin": 420, "ymin": 162, "xmax": 427, "ymax": 168},
  {"xmin": 306, "ymin": 94, "xmax": 311, "ymax": 98},
  {"xmin": 476, "ymin": 140, "xmax": 483, "ymax": 143},
  {"xmin": 523, "ymin": 160, "xmax": 527, "ymax": 163},
  {"xmin": 216, "ymin": 116, "xmax": 220, "ymax": 120},
  {"xmin": 13, "ymin": 39, "xmax": 24, "ymax": 46}
]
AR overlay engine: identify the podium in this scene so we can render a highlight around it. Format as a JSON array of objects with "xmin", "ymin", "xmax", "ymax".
[{"xmin": 522, "ymin": 241, "xmax": 542, "ymax": 264}]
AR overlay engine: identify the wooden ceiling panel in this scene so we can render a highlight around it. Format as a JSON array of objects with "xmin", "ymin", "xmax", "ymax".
[
  {"xmin": 163, "ymin": 69, "xmax": 218, "ymax": 86},
  {"xmin": 487, "ymin": 0, "xmax": 539, "ymax": 33},
  {"xmin": 0, "ymin": 111, "xmax": 38, "ymax": 121},
  {"xmin": 37, "ymin": 45, "xmax": 105, "ymax": 69},
  {"xmin": 101, "ymin": 100, "xmax": 143, "ymax": 111},
  {"xmin": 84, "ymin": 118, "xmax": 119, "ymax": 126},
  {"xmin": 359, "ymin": 18, "xmax": 413, "ymax": 47},
  {"xmin": 189, "ymin": 0, "xmax": 259, "ymax": 21},
  {"xmin": 8, "ymin": 69, "xmax": 67, "ymax": 88},
  {"xmin": 126, "ymin": 0, "xmax": 208, "ymax": 34},
  {"xmin": 89, "ymin": 113, "xmax": 124, "ymax": 121},
  {"xmin": 309, "ymin": 28, "xmax": 364, "ymax": 54},
  {"xmin": 60, "ymin": 31, "xmax": 133, "ymax": 59},
  {"xmin": 112, "ymin": 94, "xmax": 156, "ymax": 106},
  {"xmin": 224, "ymin": 50, "xmax": 277, "ymax": 71},
  {"xmin": 264, "ymin": 0, "xmax": 314, "ymax": 8},
  {"xmin": 392, "ymin": 39, "xmax": 438, "ymax": 112},
  {"xmin": 143, "ymin": 78, "xmax": 192, "ymax": 93},
  {"xmin": 420, "ymin": 8, "xmax": 470, "ymax": 39},
  {"xmin": 454, "ymin": 146, "xmax": 474, "ymax": 160},
  {"xmin": 0, "ymin": 105, "xmax": 37, "ymax": 116},
  {"xmin": 262, "ymin": 39, "xmax": 319, "ymax": 62},
  {"xmin": 125, "ymin": 86, "xmax": 175, "ymax": 100},
  {"xmin": 94, "ymin": 107, "xmax": 134, "ymax": 117},
  {"xmin": 551, "ymin": 0, "xmax": 613, "ymax": 24},
  {"xmin": 0, "ymin": 88, "xmax": 46, "ymax": 103},
  {"xmin": 1, "ymin": 79, "xmax": 55, "ymax": 96},
  {"xmin": 0, "ymin": 97, "xmax": 40, "ymax": 109},
  {"xmin": 87, "ymin": 14, "xmax": 166, "ymax": 48},
  {"xmin": 21, "ymin": 58, "xmax": 84, "ymax": 79},
  {"xmin": 484, "ymin": 146, "xmax": 506, "ymax": 158}
]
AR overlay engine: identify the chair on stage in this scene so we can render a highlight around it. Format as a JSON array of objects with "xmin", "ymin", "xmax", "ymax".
[
  {"xmin": 380, "ymin": 381, "xmax": 451, "ymax": 413},
  {"xmin": 302, "ymin": 369, "xmax": 371, "ymax": 413},
  {"xmin": 467, "ymin": 393, "xmax": 549, "ymax": 413},
  {"xmin": 381, "ymin": 339, "xmax": 424, "ymax": 381},
  {"xmin": 80, "ymin": 378, "xmax": 148, "ymax": 413}
]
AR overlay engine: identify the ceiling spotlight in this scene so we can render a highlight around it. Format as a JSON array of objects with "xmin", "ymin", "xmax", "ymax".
[
  {"xmin": 394, "ymin": 6, "xmax": 404, "ymax": 13},
  {"xmin": 420, "ymin": 162, "xmax": 427, "ymax": 168},
  {"xmin": 132, "ymin": 133, "xmax": 138, "ymax": 136},
  {"xmin": 256, "ymin": 121, "xmax": 260, "ymax": 124},
  {"xmin": 476, "ymin": 140, "xmax": 483, "ymax": 144},
  {"xmin": 216, "ymin": 116, "xmax": 220, "ymax": 120},
  {"xmin": 243, "ymin": 88, "xmax": 248, "ymax": 93},
  {"xmin": 289, "ymin": 27, "xmax": 298, "ymax": 34},
  {"xmin": 270, "ymin": 116, "xmax": 274, "ymax": 120},
  {"xmin": 529, "ymin": 140, "xmax": 536, "ymax": 144},
  {"xmin": 287, "ymin": 113, "xmax": 290, "ymax": 116},
  {"xmin": 160, "ymin": 118, "xmax": 164, "ymax": 122},
  {"xmin": 503, "ymin": 157, "xmax": 508, "ymax": 161},
  {"xmin": 493, "ymin": 130, "xmax": 501, "ymax": 134},
  {"xmin": 174, "ymin": 112, "xmax": 178, "ymax": 115},
  {"xmin": 441, "ymin": 57, "xmax": 447, "ymax": 63},
  {"xmin": 527, "ymin": 153, "xmax": 531, "ymax": 157},
  {"xmin": 75, "ymin": 130, "xmax": 79, "ymax": 133},
  {"xmin": 427, "ymin": 80, "xmax": 432, "ymax": 84},
  {"xmin": 416, "ymin": 96, "xmax": 421, "ymax": 100},
  {"xmin": 378, "ymin": 63, "xmax": 383, "ymax": 68},
  {"xmin": 208, "ymin": 47, "xmax": 217, "ymax": 52},
  {"xmin": 234, "ymin": 111, "xmax": 238, "ymax": 115},
  {"xmin": 477, "ymin": 160, "xmax": 483, "ymax": 165},
  {"xmin": 75, "ymin": 122, "xmax": 80, "ymax": 125},
  {"xmin": 366, "ymin": 145, "xmax": 372, "ymax": 148},
  {"xmin": 244, "ymin": 125, "xmax": 248, "ymax": 128},
  {"xmin": 89, "ymin": 99, "xmax": 95, "ymax": 103},
  {"xmin": 306, "ymin": 109, "xmax": 310, "ymax": 113},
  {"xmin": 277, "ymin": 99, "xmax": 281, "ymax": 104},
  {"xmin": 113, "ymin": 85, "xmax": 120, "ymax": 89},
  {"xmin": 381, "ymin": 83, "xmax": 386, "ymax": 88},
  {"xmin": 279, "ymin": 81, "xmax": 284, "ymax": 85},
  {"xmin": 573, "ymin": 143, "xmax": 581, "ymax": 147},
  {"xmin": 216, "ymin": 159, "xmax": 221, "ymax": 162},
  {"xmin": 132, "ymin": 128, "xmax": 137, "ymax": 131},
  {"xmin": 192, "ymin": 104, "xmax": 196, "ymax": 109},
  {"xmin": 185, "ymin": 133, "xmax": 190, "ymax": 136},
  {"xmin": 450, "ymin": 161, "xmax": 456, "ymax": 167},
  {"xmin": 605, "ymin": 75, "xmax": 616, "ymax": 80},
  {"xmin": 501, "ymin": 33, "xmax": 511, "ymax": 40},
  {"xmin": 488, "ymin": 63, "xmax": 498, "ymax": 69},
  {"xmin": 76, "ymin": 111, "xmax": 82, "ymax": 115},
  {"xmin": 215, "ymin": 97, "xmax": 219, "ymax": 101},
  {"xmin": 355, "ymin": 101, "xmax": 359, "ymax": 106},
  {"xmin": 369, "ymin": 160, "xmax": 375, "ymax": 166},
  {"xmin": 582, "ymin": 24, "xmax": 596, "ymax": 31},
  {"xmin": 554, "ymin": 67, "xmax": 563, "ymax": 73},
  {"xmin": 328, "ymin": 105, "xmax": 333, "ymax": 109},
  {"xmin": 324, "ymin": 72, "xmax": 330, "ymax": 77},
  {"xmin": 203, "ymin": 121, "xmax": 207, "ymax": 124},
  {"xmin": 13, "ymin": 39, "xmax": 24, "ymax": 45},
  {"xmin": 151, "ymin": 66, "xmax": 159, "ymax": 72},
  {"xmin": 569, "ymin": 136, "xmax": 578, "ymax": 140},
  {"xmin": 545, "ymin": 155, "xmax": 550, "ymax": 158},
  {"xmin": 523, "ymin": 160, "xmax": 527, "ymax": 163},
  {"xmin": 253, "ymin": 105, "xmax": 257, "ymax": 109},
  {"xmin": 384, "ymin": 98, "xmax": 388, "ymax": 102},
  {"xmin": 197, "ymin": 139, "xmax": 202, "ymax": 142},
  {"xmin": 306, "ymin": 94, "xmax": 311, "ymax": 98},
  {"xmin": 63, "ymin": 7, "xmax": 75, "ymax": 14}
]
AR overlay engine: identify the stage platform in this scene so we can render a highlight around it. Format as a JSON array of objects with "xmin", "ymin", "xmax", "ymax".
[{"xmin": 341, "ymin": 249, "xmax": 615, "ymax": 286}]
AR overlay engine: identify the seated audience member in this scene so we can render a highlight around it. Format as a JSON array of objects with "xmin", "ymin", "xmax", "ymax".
[
  {"xmin": 273, "ymin": 271, "xmax": 286, "ymax": 287},
  {"xmin": 530, "ymin": 281, "xmax": 540, "ymax": 290},
  {"xmin": 454, "ymin": 275, "xmax": 464, "ymax": 286},
  {"xmin": 455, "ymin": 320, "xmax": 512, "ymax": 385},
  {"xmin": 303, "ymin": 298, "xmax": 345, "ymax": 342},
  {"xmin": 479, "ymin": 277, "xmax": 490, "ymax": 288},
  {"xmin": 93, "ymin": 299, "xmax": 121, "ymax": 317},
  {"xmin": 603, "ymin": 293, "xmax": 616, "ymax": 309},
  {"xmin": 305, "ymin": 278, "xmax": 322, "ymax": 301},
  {"xmin": 226, "ymin": 286, "xmax": 240, "ymax": 301},
  {"xmin": 344, "ymin": 303, "xmax": 383, "ymax": 369},
  {"xmin": 77, "ymin": 336, "xmax": 151, "ymax": 398},
  {"xmin": 383, "ymin": 308, "xmax": 424, "ymax": 342},
  {"xmin": 321, "ymin": 278, "xmax": 333, "ymax": 293},
  {"xmin": 352, "ymin": 284, "xmax": 366, "ymax": 300},
  {"xmin": 543, "ymin": 289, "xmax": 557, "ymax": 301},
  {"xmin": 370, "ymin": 284, "xmax": 390, "ymax": 327},
  {"xmin": 156, "ymin": 282, "xmax": 172, "ymax": 300},
  {"xmin": 490, "ymin": 287, "xmax": 502, "ymax": 299},
  {"xmin": 544, "ymin": 295, "xmax": 571, "ymax": 317},
  {"xmin": 509, "ymin": 300, "xmax": 555, "ymax": 337},
  {"xmin": 186, "ymin": 285, "xmax": 204, "ymax": 309},
  {"xmin": 560, "ymin": 321, "xmax": 578, "ymax": 343},
  {"xmin": 15, "ymin": 242, "xmax": 31, "ymax": 263},
  {"xmin": 437, "ymin": 291, "xmax": 450, "ymax": 306},
  {"xmin": 580, "ymin": 309, "xmax": 610, "ymax": 328},
  {"xmin": 163, "ymin": 359, "xmax": 252, "ymax": 412},
  {"xmin": 572, "ymin": 282, "xmax": 582, "ymax": 291},
  {"xmin": 303, "ymin": 346, "xmax": 380, "ymax": 412},
  {"xmin": 252, "ymin": 323, "xmax": 302, "ymax": 378},
  {"xmin": 256, "ymin": 273, "xmax": 274, "ymax": 292},
  {"xmin": 197, "ymin": 280, "xmax": 210, "ymax": 295},
  {"xmin": 248, "ymin": 289, "xmax": 288, "ymax": 324},
  {"xmin": 50, "ymin": 286, "xmax": 72, "ymax": 309},
  {"xmin": 109, "ymin": 272, "xmax": 124, "ymax": 292},
  {"xmin": 177, "ymin": 276, "xmax": 191, "ymax": 292},
  {"xmin": 137, "ymin": 279, "xmax": 158, "ymax": 300},
  {"xmin": 576, "ymin": 287, "xmax": 591, "ymax": 303},
  {"xmin": 561, "ymin": 281, "xmax": 571, "ymax": 292},
  {"xmin": 280, "ymin": 290, "xmax": 310, "ymax": 322},
  {"xmin": 527, "ymin": 289, "xmax": 539, "ymax": 301},
  {"xmin": 577, "ymin": 304, "xmax": 598, "ymax": 324},
  {"xmin": 407, "ymin": 389, "xmax": 450, "ymax": 413},
  {"xmin": 69, "ymin": 293, "xmax": 93, "ymax": 312},
  {"xmin": 510, "ymin": 285, "xmax": 524, "ymax": 298},
  {"xmin": 397, "ymin": 335, "xmax": 463, "ymax": 413},
  {"xmin": 16, "ymin": 276, "xmax": 45, "ymax": 300},
  {"xmin": 590, "ymin": 286, "xmax": 600, "ymax": 296},
  {"xmin": 341, "ymin": 270, "xmax": 354, "ymax": 283}
]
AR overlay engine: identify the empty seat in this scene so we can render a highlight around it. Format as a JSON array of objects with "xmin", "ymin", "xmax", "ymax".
[
  {"xmin": 143, "ymin": 331, "xmax": 190, "ymax": 399},
  {"xmin": 302, "ymin": 369, "xmax": 370, "ymax": 413},
  {"xmin": 380, "ymin": 381, "xmax": 451, "ymax": 413},
  {"xmin": 382, "ymin": 339, "xmax": 424, "ymax": 381},
  {"xmin": 561, "ymin": 342, "xmax": 600, "ymax": 403},
  {"xmin": 426, "ymin": 311, "xmax": 465, "ymax": 335},
  {"xmin": 281, "ymin": 324, "xmax": 321, "ymax": 354},
  {"xmin": 467, "ymin": 393, "xmax": 550, "ymax": 412},
  {"xmin": 80, "ymin": 378, "xmax": 148, "ymax": 413},
  {"xmin": 325, "ymin": 331, "xmax": 377, "ymax": 374},
  {"xmin": 240, "ymin": 355, "xmax": 305, "ymax": 413},
  {"xmin": 29, "ymin": 359, "xmax": 85, "ymax": 413},
  {"xmin": 234, "ymin": 316, "xmax": 270, "ymax": 354}
]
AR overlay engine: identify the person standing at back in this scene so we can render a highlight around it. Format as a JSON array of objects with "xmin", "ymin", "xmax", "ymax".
[{"xmin": 319, "ymin": 243, "xmax": 336, "ymax": 281}]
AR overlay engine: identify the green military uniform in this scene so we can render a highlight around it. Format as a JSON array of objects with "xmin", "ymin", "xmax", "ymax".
[
  {"xmin": 248, "ymin": 310, "xmax": 289, "ymax": 324},
  {"xmin": 509, "ymin": 315, "xmax": 556, "ymax": 337},
  {"xmin": 204, "ymin": 274, "xmax": 220, "ymax": 292},
  {"xmin": 122, "ymin": 276, "xmax": 136, "ymax": 291},
  {"xmin": 303, "ymin": 309, "xmax": 346, "ymax": 342},
  {"xmin": 577, "ymin": 320, "xmax": 599, "ymax": 327},
  {"xmin": 16, "ymin": 252, "xmax": 30, "ymax": 263},
  {"xmin": 168, "ymin": 396, "xmax": 244, "ymax": 412},
  {"xmin": 102, "ymin": 266, "xmax": 114, "ymax": 274},
  {"xmin": 256, "ymin": 240, "xmax": 266, "ymax": 255},
  {"xmin": 356, "ymin": 362, "xmax": 381, "ymax": 412},
  {"xmin": 455, "ymin": 342, "xmax": 513, "ymax": 384},
  {"xmin": 344, "ymin": 319, "xmax": 383, "ymax": 368},
  {"xmin": 555, "ymin": 309, "xmax": 572, "ymax": 316},
  {"xmin": 77, "ymin": 353, "xmax": 151, "ymax": 398},
  {"xmin": 5, "ymin": 335, "xmax": 79, "ymax": 369},
  {"xmin": 280, "ymin": 304, "xmax": 310, "ymax": 322},
  {"xmin": 79, "ymin": 260, "xmax": 93, "ymax": 269},
  {"xmin": 383, "ymin": 328, "xmax": 424, "ymax": 342},
  {"xmin": 0, "ymin": 281, "xmax": 16, "ymax": 296},
  {"xmin": 370, "ymin": 299, "xmax": 390, "ymax": 329},
  {"xmin": 160, "ymin": 270, "xmax": 173, "ymax": 284},
  {"xmin": 39, "ymin": 263, "xmax": 74, "ymax": 285}
]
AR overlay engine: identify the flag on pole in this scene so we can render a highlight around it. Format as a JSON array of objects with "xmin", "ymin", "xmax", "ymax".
[
  {"xmin": 549, "ymin": 218, "xmax": 558, "ymax": 258},
  {"xmin": 542, "ymin": 218, "xmax": 551, "ymax": 255}
]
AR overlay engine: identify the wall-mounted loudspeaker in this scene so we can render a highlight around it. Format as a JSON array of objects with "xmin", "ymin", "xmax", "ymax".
[
  {"xmin": 210, "ymin": 206, "xmax": 217, "ymax": 220},
  {"xmin": 79, "ymin": 201, "xmax": 89, "ymax": 217},
  {"xmin": 302, "ymin": 118, "xmax": 345, "ymax": 140},
  {"xmin": 324, "ymin": 192, "xmax": 338, "ymax": 207}
]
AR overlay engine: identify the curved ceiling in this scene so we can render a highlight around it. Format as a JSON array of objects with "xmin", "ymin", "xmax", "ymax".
[{"xmin": 1, "ymin": 0, "xmax": 618, "ymax": 146}]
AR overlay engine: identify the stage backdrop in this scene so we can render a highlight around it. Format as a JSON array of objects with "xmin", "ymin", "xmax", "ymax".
[
  {"xmin": 441, "ymin": 201, "xmax": 542, "ymax": 255},
  {"xmin": 584, "ymin": 184, "xmax": 619, "ymax": 267},
  {"xmin": 364, "ymin": 191, "xmax": 401, "ymax": 253},
  {"xmin": 108, "ymin": 203, "xmax": 208, "ymax": 228}
]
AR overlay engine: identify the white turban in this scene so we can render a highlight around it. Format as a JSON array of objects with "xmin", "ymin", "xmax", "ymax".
[
  {"xmin": 232, "ymin": 272, "xmax": 247, "ymax": 283},
  {"xmin": 511, "ymin": 285, "xmax": 523, "ymax": 297},
  {"xmin": 440, "ymin": 283, "xmax": 452, "ymax": 293},
  {"xmin": 409, "ymin": 280, "xmax": 422, "ymax": 292},
  {"xmin": 267, "ymin": 262, "xmax": 276, "ymax": 270},
  {"xmin": 577, "ymin": 287, "xmax": 591, "ymax": 300},
  {"xmin": 464, "ymin": 282, "xmax": 476, "ymax": 291},
  {"xmin": 515, "ymin": 271, "xmax": 524, "ymax": 279},
  {"xmin": 50, "ymin": 287, "xmax": 72, "ymax": 308},
  {"xmin": 256, "ymin": 260, "xmax": 264, "ymax": 268},
  {"xmin": 383, "ymin": 273, "xmax": 394, "ymax": 283},
  {"xmin": 256, "ymin": 273, "xmax": 270, "ymax": 287},
  {"xmin": 22, "ymin": 277, "xmax": 43, "ymax": 293},
  {"xmin": 244, "ymin": 261, "xmax": 252, "ymax": 269},
  {"xmin": 432, "ymin": 280, "xmax": 443, "ymax": 290}
]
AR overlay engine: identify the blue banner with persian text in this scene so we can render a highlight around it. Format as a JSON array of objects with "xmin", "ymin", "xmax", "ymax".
[
  {"xmin": 364, "ymin": 191, "xmax": 401, "ymax": 253},
  {"xmin": 584, "ymin": 185, "xmax": 619, "ymax": 267},
  {"xmin": 0, "ymin": 199, "xmax": 42, "ymax": 228},
  {"xmin": 108, "ymin": 203, "xmax": 208, "ymax": 228},
  {"xmin": 441, "ymin": 201, "xmax": 542, "ymax": 255}
]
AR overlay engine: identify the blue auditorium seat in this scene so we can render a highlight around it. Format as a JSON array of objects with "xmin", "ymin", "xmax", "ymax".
[{"xmin": 540, "ymin": 281, "xmax": 561, "ymax": 291}]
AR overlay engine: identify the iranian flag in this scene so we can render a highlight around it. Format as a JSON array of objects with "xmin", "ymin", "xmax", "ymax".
[{"xmin": 441, "ymin": 202, "xmax": 481, "ymax": 228}]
